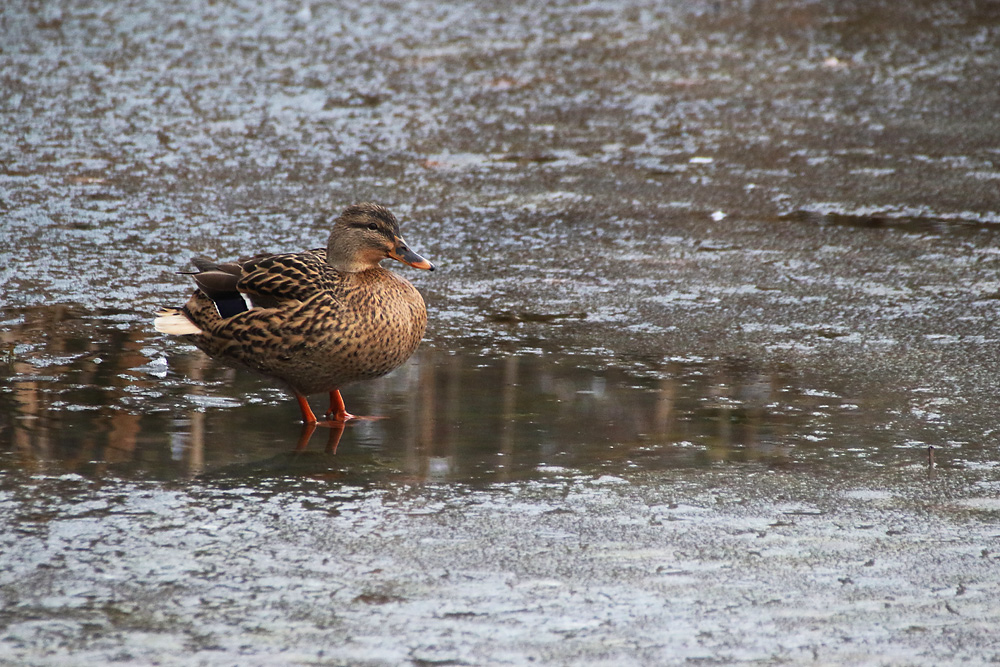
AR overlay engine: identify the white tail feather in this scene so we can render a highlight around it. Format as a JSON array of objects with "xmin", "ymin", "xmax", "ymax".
[{"xmin": 154, "ymin": 310, "xmax": 203, "ymax": 335}]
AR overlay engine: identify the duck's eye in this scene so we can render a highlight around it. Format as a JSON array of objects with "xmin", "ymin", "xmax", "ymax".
[{"xmin": 367, "ymin": 223, "xmax": 379, "ymax": 231}]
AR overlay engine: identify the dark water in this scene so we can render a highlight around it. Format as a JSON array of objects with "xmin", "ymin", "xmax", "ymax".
[
  {"xmin": 3, "ymin": 0, "xmax": 1000, "ymax": 663},
  {"xmin": 2, "ymin": 303, "xmax": 947, "ymax": 484}
]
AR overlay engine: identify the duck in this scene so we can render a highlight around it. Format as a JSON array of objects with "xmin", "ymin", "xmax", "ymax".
[{"xmin": 154, "ymin": 202, "xmax": 434, "ymax": 424}]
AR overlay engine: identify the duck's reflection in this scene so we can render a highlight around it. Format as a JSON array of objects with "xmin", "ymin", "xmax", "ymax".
[
  {"xmin": 1, "ymin": 304, "xmax": 859, "ymax": 482},
  {"xmin": 295, "ymin": 420, "xmax": 346, "ymax": 454}
]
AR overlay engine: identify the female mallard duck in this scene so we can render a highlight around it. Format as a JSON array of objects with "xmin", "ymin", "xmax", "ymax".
[{"xmin": 154, "ymin": 202, "xmax": 434, "ymax": 424}]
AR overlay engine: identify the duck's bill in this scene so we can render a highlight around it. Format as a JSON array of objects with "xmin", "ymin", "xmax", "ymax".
[{"xmin": 389, "ymin": 243, "xmax": 435, "ymax": 271}]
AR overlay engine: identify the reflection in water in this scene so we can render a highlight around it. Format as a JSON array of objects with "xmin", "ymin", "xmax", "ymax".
[
  {"xmin": 1, "ymin": 305, "xmax": 896, "ymax": 483},
  {"xmin": 1, "ymin": 304, "xmax": 150, "ymax": 473}
]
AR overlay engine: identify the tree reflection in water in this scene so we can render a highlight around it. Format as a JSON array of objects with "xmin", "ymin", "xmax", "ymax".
[{"xmin": 1, "ymin": 304, "xmax": 880, "ymax": 483}]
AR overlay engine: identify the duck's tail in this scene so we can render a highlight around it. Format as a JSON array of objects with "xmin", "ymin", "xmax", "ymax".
[{"xmin": 153, "ymin": 308, "xmax": 203, "ymax": 336}]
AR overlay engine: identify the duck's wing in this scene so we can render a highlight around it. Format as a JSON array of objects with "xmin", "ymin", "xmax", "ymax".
[
  {"xmin": 185, "ymin": 258, "xmax": 249, "ymax": 318},
  {"xmin": 182, "ymin": 249, "xmax": 330, "ymax": 319},
  {"xmin": 234, "ymin": 249, "xmax": 331, "ymax": 309}
]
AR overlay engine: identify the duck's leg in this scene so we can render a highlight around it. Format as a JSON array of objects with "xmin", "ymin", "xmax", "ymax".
[
  {"xmin": 324, "ymin": 389, "xmax": 355, "ymax": 422},
  {"xmin": 294, "ymin": 393, "xmax": 319, "ymax": 424}
]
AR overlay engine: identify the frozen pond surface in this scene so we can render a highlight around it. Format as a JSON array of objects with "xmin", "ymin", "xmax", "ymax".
[{"xmin": 2, "ymin": 0, "xmax": 1000, "ymax": 663}]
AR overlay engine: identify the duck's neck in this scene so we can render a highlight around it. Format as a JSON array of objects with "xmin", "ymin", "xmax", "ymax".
[
  {"xmin": 326, "ymin": 236, "xmax": 380, "ymax": 273},
  {"xmin": 326, "ymin": 249, "xmax": 368, "ymax": 273}
]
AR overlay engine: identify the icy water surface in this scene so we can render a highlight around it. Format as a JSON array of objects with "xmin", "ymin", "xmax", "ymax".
[{"xmin": 3, "ymin": 0, "xmax": 1000, "ymax": 663}]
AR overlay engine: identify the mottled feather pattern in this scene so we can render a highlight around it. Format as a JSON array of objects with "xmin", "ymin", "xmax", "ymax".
[
  {"xmin": 176, "ymin": 247, "xmax": 426, "ymax": 396},
  {"xmin": 236, "ymin": 250, "xmax": 330, "ymax": 304}
]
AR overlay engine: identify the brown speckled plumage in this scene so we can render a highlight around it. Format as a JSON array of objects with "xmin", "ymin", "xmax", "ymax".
[{"xmin": 155, "ymin": 203, "xmax": 433, "ymax": 423}]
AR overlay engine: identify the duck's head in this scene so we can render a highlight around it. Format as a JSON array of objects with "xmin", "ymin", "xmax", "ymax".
[{"xmin": 326, "ymin": 202, "xmax": 435, "ymax": 273}]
